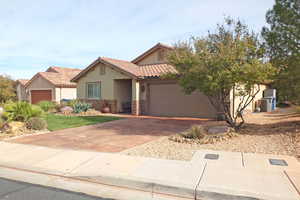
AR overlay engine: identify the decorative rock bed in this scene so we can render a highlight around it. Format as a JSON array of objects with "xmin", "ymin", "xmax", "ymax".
[{"xmin": 169, "ymin": 125, "xmax": 237, "ymax": 145}]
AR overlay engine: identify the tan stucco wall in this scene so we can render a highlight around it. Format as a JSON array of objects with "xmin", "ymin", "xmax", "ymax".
[
  {"xmin": 77, "ymin": 63, "xmax": 131, "ymax": 100},
  {"xmin": 114, "ymin": 80, "xmax": 132, "ymax": 112},
  {"xmin": 136, "ymin": 49, "xmax": 169, "ymax": 65},
  {"xmin": 55, "ymin": 88, "xmax": 77, "ymax": 102},
  {"xmin": 230, "ymin": 84, "xmax": 267, "ymax": 116},
  {"xmin": 26, "ymin": 76, "xmax": 56, "ymax": 103},
  {"xmin": 17, "ymin": 84, "xmax": 28, "ymax": 101}
]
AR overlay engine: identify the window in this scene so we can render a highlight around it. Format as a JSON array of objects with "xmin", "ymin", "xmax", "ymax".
[
  {"xmin": 100, "ymin": 66, "xmax": 106, "ymax": 75},
  {"xmin": 86, "ymin": 82, "xmax": 101, "ymax": 99}
]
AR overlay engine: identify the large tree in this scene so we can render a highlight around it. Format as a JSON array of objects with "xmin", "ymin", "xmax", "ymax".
[
  {"xmin": 0, "ymin": 75, "xmax": 16, "ymax": 103},
  {"xmin": 262, "ymin": 0, "xmax": 300, "ymax": 103},
  {"xmin": 167, "ymin": 18, "xmax": 275, "ymax": 130}
]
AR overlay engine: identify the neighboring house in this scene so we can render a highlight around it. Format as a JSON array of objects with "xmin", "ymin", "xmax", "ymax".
[
  {"xmin": 16, "ymin": 79, "xmax": 29, "ymax": 101},
  {"xmin": 24, "ymin": 67, "xmax": 81, "ymax": 104}
]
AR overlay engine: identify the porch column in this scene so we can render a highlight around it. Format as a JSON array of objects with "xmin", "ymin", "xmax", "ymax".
[{"xmin": 132, "ymin": 79, "xmax": 141, "ymax": 115}]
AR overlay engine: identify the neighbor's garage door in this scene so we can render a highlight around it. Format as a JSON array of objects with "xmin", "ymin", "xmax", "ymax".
[
  {"xmin": 31, "ymin": 90, "xmax": 52, "ymax": 104},
  {"xmin": 148, "ymin": 83, "xmax": 216, "ymax": 118}
]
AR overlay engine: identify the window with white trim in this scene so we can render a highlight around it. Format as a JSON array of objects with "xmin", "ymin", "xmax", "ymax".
[{"xmin": 86, "ymin": 82, "xmax": 101, "ymax": 99}]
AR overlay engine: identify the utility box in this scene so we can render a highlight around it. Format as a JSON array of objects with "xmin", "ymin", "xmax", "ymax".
[
  {"xmin": 263, "ymin": 89, "xmax": 276, "ymax": 98},
  {"xmin": 261, "ymin": 97, "xmax": 273, "ymax": 112},
  {"xmin": 263, "ymin": 89, "xmax": 277, "ymax": 111}
]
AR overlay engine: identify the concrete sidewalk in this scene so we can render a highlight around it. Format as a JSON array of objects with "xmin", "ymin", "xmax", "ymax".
[{"xmin": 0, "ymin": 142, "xmax": 299, "ymax": 200}]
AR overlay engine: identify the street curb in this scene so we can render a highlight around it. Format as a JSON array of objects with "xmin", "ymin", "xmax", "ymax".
[
  {"xmin": 0, "ymin": 163, "xmax": 196, "ymax": 199},
  {"xmin": 67, "ymin": 175, "xmax": 196, "ymax": 199},
  {"xmin": 0, "ymin": 163, "xmax": 269, "ymax": 200}
]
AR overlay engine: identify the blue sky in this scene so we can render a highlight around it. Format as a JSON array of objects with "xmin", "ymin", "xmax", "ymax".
[{"xmin": 0, "ymin": 0, "xmax": 275, "ymax": 79}]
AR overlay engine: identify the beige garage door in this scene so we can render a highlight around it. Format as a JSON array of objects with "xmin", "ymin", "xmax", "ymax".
[{"xmin": 148, "ymin": 83, "xmax": 216, "ymax": 118}]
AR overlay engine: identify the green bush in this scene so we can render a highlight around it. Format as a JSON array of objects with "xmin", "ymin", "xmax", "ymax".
[
  {"xmin": 38, "ymin": 101, "xmax": 56, "ymax": 112},
  {"xmin": 26, "ymin": 117, "xmax": 47, "ymax": 130},
  {"xmin": 3, "ymin": 101, "xmax": 44, "ymax": 122},
  {"xmin": 73, "ymin": 102, "xmax": 91, "ymax": 113}
]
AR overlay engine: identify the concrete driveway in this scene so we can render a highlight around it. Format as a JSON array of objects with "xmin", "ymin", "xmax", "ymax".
[{"xmin": 8, "ymin": 118, "xmax": 205, "ymax": 152}]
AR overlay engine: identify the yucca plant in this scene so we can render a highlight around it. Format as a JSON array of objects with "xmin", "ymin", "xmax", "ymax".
[{"xmin": 73, "ymin": 102, "xmax": 91, "ymax": 113}]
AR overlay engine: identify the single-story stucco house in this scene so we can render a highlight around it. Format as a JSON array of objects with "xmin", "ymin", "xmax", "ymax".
[
  {"xmin": 71, "ymin": 43, "xmax": 266, "ymax": 118},
  {"xmin": 18, "ymin": 66, "xmax": 81, "ymax": 104}
]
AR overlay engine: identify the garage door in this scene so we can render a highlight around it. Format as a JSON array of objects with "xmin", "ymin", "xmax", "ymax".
[
  {"xmin": 148, "ymin": 83, "xmax": 216, "ymax": 118},
  {"xmin": 31, "ymin": 90, "xmax": 52, "ymax": 104}
]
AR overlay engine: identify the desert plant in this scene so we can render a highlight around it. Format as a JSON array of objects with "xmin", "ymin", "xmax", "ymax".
[
  {"xmin": 38, "ymin": 101, "xmax": 56, "ymax": 112},
  {"xmin": 66, "ymin": 100, "xmax": 80, "ymax": 108},
  {"xmin": 73, "ymin": 102, "xmax": 91, "ymax": 113},
  {"xmin": 3, "ymin": 101, "xmax": 44, "ymax": 122},
  {"xmin": 26, "ymin": 117, "xmax": 47, "ymax": 130},
  {"xmin": 181, "ymin": 125, "xmax": 207, "ymax": 139}
]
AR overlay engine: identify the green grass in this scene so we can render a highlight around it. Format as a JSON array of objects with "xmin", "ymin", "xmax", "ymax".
[{"xmin": 43, "ymin": 114, "xmax": 121, "ymax": 131}]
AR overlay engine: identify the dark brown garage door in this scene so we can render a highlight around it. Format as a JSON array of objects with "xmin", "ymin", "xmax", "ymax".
[
  {"xmin": 31, "ymin": 90, "xmax": 52, "ymax": 104},
  {"xmin": 148, "ymin": 83, "xmax": 216, "ymax": 118}
]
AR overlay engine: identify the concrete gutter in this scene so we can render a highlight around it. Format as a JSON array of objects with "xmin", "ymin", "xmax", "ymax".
[{"xmin": 0, "ymin": 142, "xmax": 299, "ymax": 200}]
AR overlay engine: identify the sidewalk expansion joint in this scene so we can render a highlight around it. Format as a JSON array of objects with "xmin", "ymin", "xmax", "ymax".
[
  {"xmin": 64, "ymin": 155, "xmax": 98, "ymax": 176},
  {"xmin": 284, "ymin": 170, "xmax": 300, "ymax": 196},
  {"xmin": 194, "ymin": 162, "xmax": 207, "ymax": 200},
  {"xmin": 241, "ymin": 152, "xmax": 245, "ymax": 167}
]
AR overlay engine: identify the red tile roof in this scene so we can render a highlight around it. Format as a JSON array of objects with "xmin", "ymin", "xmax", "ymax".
[
  {"xmin": 139, "ymin": 64, "xmax": 177, "ymax": 78},
  {"xmin": 27, "ymin": 67, "xmax": 81, "ymax": 88},
  {"xmin": 71, "ymin": 43, "xmax": 177, "ymax": 81},
  {"xmin": 101, "ymin": 57, "xmax": 141, "ymax": 77}
]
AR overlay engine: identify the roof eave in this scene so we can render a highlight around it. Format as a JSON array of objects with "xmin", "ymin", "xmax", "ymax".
[
  {"xmin": 71, "ymin": 57, "xmax": 139, "ymax": 82},
  {"xmin": 99, "ymin": 58, "xmax": 138, "ymax": 79},
  {"xmin": 131, "ymin": 43, "xmax": 173, "ymax": 64}
]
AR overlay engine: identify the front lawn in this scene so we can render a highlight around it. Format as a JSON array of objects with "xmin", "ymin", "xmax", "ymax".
[{"xmin": 43, "ymin": 114, "xmax": 121, "ymax": 131}]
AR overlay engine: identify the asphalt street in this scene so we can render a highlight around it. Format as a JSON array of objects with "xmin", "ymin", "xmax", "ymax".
[{"xmin": 0, "ymin": 177, "xmax": 115, "ymax": 200}]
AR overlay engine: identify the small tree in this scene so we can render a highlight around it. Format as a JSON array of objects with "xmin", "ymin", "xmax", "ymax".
[
  {"xmin": 262, "ymin": 0, "xmax": 300, "ymax": 104},
  {"xmin": 167, "ymin": 18, "xmax": 275, "ymax": 130},
  {"xmin": 0, "ymin": 75, "xmax": 16, "ymax": 103}
]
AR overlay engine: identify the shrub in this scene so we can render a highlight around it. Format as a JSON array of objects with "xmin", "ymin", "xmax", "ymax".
[
  {"xmin": 38, "ymin": 101, "xmax": 56, "ymax": 112},
  {"xmin": 3, "ymin": 101, "xmax": 44, "ymax": 122},
  {"xmin": 73, "ymin": 102, "xmax": 91, "ymax": 113},
  {"xmin": 181, "ymin": 125, "xmax": 207, "ymax": 140},
  {"xmin": 26, "ymin": 117, "xmax": 47, "ymax": 130},
  {"xmin": 296, "ymin": 106, "xmax": 300, "ymax": 113},
  {"xmin": 66, "ymin": 100, "xmax": 79, "ymax": 108},
  {"xmin": 0, "ymin": 117, "xmax": 5, "ymax": 129}
]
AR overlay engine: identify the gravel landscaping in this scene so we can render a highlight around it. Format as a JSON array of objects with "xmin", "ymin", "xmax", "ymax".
[{"xmin": 121, "ymin": 107, "xmax": 300, "ymax": 161}]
